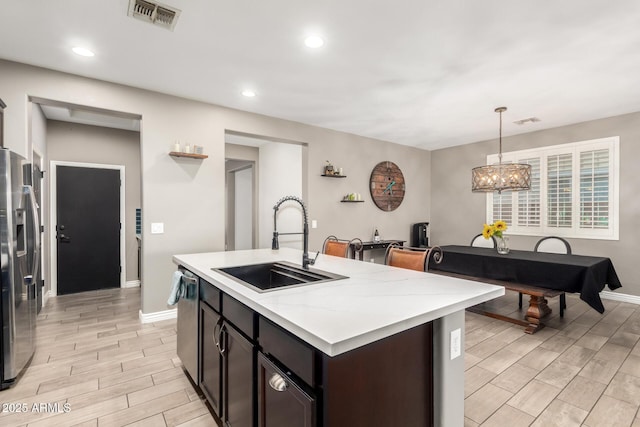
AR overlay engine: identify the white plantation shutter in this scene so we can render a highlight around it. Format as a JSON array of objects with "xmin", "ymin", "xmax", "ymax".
[
  {"xmin": 486, "ymin": 137, "xmax": 618, "ymax": 240},
  {"xmin": 492, "ymin": 192, "xmax": 512, "ymax": 226},
  {"xmin": 547, "ymin": 153, "xmax": 572, "ymax": 228},
  {"xmin": 580, "ymin": 149, "xmax": 609, "ymax": 229}
]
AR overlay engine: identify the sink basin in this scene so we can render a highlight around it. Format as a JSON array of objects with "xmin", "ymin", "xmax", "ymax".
[{"xmin": 213, "ymin": 261, "xmax": 347, "ymax": 293}]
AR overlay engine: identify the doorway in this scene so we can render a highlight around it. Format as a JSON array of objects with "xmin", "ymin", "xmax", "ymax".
[
  {"xmin": 226, "ymin": 162, "xmax": 255, "ymax": 251},
  {"xmin": 225, "ymin": 131, "xmax": 306, "ymax": 250},
  {"xmin": 51, "ymin": 161, "xmax": 125, "ymax": 295}
]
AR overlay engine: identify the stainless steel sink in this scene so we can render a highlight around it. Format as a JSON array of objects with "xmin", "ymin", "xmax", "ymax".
[{"xmin": 212, "ymin": 261, "xmax": 347, "ymax": 293}]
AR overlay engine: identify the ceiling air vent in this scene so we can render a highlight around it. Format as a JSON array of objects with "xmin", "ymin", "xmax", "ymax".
[
  {"xmin": 513, "ymin": 117, "xmax": 541, "ymax": 125},
  {"xmin": 128, "ymin": 0, "xmax": 181, "ymax": 31}
]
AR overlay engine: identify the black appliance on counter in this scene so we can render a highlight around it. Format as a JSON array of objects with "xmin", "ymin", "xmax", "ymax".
[{"xmin": 411, "ymin": 222, "xmax": 429, "ymax": 248}]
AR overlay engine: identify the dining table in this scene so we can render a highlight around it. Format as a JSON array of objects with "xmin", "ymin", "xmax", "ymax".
[{"xmin": 428, "ymin": 245, "xmax": 622, "ymax": 329}]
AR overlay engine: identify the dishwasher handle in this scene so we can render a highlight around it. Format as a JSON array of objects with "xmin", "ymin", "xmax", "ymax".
[{"xmin": 180, "ymin": 273, "xmax": 198, "ymax": 299}]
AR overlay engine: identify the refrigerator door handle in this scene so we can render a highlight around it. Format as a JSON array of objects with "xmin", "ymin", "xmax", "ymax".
[{"xmin": 24, "ymin": 185, "xmax": 40, "ymax": 284}]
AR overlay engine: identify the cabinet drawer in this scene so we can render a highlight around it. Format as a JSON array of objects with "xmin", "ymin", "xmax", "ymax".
[
  {"xmin": 259, "ymin": 317, "xmax": 315, "ymax": 386},
  {"xmin": 200, "ymin": 279, "xmax": 220, "ymax": 312},
  {"xmin": 222, "ymin": 293, "xmax": 255, "ymax": 340}
]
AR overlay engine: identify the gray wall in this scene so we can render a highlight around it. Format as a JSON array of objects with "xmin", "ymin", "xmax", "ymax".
[
  {"xmin": 1, "ymin": 59, "xmax": 431, "ymax": 314},
  {"xmin": 47, "ymin": 120, "xmax": 141, "ymax": 283},
  {"xmin": 30, "ymin": 104, "xmax": 48, "ymax": 301},
  {"xmin": 431, "ymin": 112, "xmax": 640, "ymax": 296}
]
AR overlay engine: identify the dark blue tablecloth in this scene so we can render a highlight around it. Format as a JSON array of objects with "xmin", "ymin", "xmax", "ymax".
[{"xmin": 429, "ymin": 245, "xmax": 622, "ymax": 313}]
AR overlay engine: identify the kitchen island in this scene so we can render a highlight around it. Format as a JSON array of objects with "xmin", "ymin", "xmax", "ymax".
[{"xmin": 174, "ymin": 248, "xmax": 504, "ymax": 427}]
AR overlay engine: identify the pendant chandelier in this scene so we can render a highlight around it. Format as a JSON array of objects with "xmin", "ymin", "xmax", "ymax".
[{"xmin": 471, "ymin": 107, "xmax": 532, "ymax": 193}]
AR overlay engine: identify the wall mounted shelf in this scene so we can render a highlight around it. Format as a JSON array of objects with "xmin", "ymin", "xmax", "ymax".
[
  {"xmin": 321, "ymin": 174, "xmax": 347, "ymax": 178},
  {"xmin": 341, "ymin": 200, "xmax": 364, "ymax": 203},
  {"xmin": 169, "ymin": 151, "xmax": 208, "ymax": 159}
]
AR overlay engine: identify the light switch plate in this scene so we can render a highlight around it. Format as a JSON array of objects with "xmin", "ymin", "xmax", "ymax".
[
  {"xmin": 311, "ymin": 220, "xmax": 318, "ymax": 229},
  {"xmin": 450, "ymin": 328, "xmax": 461, "ymax": 360},
  {"xmin": 151, "ymin": 223, "xmax": 164, "ymax": 234}
]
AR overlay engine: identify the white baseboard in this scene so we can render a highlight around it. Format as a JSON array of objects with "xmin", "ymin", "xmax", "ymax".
[
  {"xmin": 601, "ymin": 290, "xmax": 640, "ymax": 305},
  {"xmin": 139, "ymin": 308, "xmax": 177, "ymax": 323},
  {"xmin": 124, "ymin": 280, "xmax": 141, "ymax": 288},
  {"xmin": 42, "ymin": 290, "xmax": 52, "ymax": 307}
]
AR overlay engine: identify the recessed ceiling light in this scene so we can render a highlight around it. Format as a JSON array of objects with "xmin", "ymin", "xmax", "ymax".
[
  {"xmin": 72, "ymin": 47, "xmax": 95, "ymax": 57},
  {"xmin": 304, "ymin": 35, "xmax": 324, "ymax": 48},
  {"xmin": 242, "ymin": 90, "xmax": 256, "ymax": 97}
]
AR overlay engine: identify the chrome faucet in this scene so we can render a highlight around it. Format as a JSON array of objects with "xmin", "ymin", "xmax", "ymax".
[{"xmin": 272, "ymin": 196, "xmax": 317, "ymax": 269}]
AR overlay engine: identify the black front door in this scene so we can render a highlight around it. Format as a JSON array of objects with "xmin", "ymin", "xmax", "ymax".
[{"xmin": 56, "ymin": 166, "xmax": 120, "ymax": 295}]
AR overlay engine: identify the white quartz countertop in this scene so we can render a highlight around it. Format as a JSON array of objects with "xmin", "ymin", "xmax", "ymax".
[{"xmin": 173, "ymin": 248, "xmax": 504, "ymax": 356}]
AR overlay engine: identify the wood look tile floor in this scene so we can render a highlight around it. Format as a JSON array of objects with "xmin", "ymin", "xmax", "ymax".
[
  {"xmin": 2, "ymin": 287, "xmax": 639, "ymax": 426},
  {"xmin": 0, "ymin": 288, "xmax": 215, "ymax": 427},
  {"xmin": 465, "ymin": 291, "xmax": 640, "ymax": 427}
]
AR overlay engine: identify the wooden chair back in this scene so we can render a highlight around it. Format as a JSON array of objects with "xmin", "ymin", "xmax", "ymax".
[
  {"xmin": 384, "ymin": 244, "xmax": 443, "ymax": 272},
  {"xmin": 322, "ymin": 236, "xmax": 363, "ymax": 258},
  {"xmin": 324, "ymin": 240, "xmax": 350, "ymax": 257}
]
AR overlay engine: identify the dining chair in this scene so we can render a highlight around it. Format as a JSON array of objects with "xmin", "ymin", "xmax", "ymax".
[
  {"xmin": 470, "ymin": 233, "xmax": 497, "ymax": 248},
  {"xmin": 384, "ymin": 244, "xmax": 443, "ymax": 272},
  {"xmin": 534, "ymin": 236, "xmax": 572, "ymax": 254},
  {"xmin": 524, "ymin": 236, "xmax": 572, "ymax": 317},
  {"xmin": 322, "ymin": 235, "xmax": 363, "ymax": 258}
]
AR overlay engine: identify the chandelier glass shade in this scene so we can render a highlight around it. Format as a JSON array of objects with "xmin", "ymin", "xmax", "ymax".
[{"xmin": 471, "ymin": 107, "xmax": 532, "ymax": 193}]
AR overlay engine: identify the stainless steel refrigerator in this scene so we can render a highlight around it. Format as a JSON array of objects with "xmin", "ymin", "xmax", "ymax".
[{"xmin": 0, "ymin": 148, "xmax": 40, "ymax": 389}]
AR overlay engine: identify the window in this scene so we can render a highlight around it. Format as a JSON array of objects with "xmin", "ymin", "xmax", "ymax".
[{"xmin": 486, "ymin": 137, "xmax": 619, "ymax": 240}]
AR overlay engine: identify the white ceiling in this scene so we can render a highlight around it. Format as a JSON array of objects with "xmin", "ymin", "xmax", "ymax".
[{"xmin": 2, "ymin": 0, "xmax": 640, "ymax": 150}]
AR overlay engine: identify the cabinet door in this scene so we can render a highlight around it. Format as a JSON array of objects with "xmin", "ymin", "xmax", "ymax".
[
  {"xmin": 200, "ymin": 302, "xmax": 223, "ymax": 418},
  {"xmin": 223, "ymin": 322, "xmax": 255, "ymax": 427},
  {"xmin": 257, "ymin": 353, "xmax": 315, "ymax": 427}
]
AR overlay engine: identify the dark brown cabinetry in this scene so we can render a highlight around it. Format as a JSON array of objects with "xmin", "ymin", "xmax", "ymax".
[
  {"xmin": 257, "ymin": 352, "xmax": 315, "ymax": 427},
  {"xmin": 200, "ymin": 302, "xmax": 222, "ymax": 417},
  {"xmin": 223, "ymin": 322, "xmax": 255, "ymax": 427},
  {"xmin": 192, "ymin": 276, "xmax": 434, "ymax": 427},
  {"xmin": 199, "ymin": 286, "xmax": 256, "ymax": 427}
]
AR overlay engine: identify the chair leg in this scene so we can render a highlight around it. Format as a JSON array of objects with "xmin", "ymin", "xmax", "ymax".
[
  {"xmin": 518, "ymin": 292, "xmax": 523, "ymax": 309},
  {"xmin": 560, "ymin": 293, "xmax": 566, "ymax": 318}
]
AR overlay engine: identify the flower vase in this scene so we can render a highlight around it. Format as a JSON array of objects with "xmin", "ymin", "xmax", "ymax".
[{"xmin": 496, "ymin": 236, "xmax": 509, "ymax": 254}]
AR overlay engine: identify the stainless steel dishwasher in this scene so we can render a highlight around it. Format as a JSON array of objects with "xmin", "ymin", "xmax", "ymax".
[{"xmin": 176, "ymin": 268, "xmax": 199, "ymax": 384}]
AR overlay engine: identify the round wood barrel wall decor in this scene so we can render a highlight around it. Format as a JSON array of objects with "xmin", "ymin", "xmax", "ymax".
[{"xmin": 369, "ymin": 161, "xmax": 405, "ymax": 211}]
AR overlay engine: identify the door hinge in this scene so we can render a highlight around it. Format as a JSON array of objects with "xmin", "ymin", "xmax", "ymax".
[
  {"xmin": 40, "ymin": 170, "xmax": 45, "ymax": 178},
  {"xmin": 40, "ymin": 225, "xmax": 45, "ymax": 233},
  {"xmin": 40, "ymin": 279, "xmax": 45, "ymax": 288},
  {"xmin": 120, "ymin": 266, "xmax": 122, "ymax": 273}
]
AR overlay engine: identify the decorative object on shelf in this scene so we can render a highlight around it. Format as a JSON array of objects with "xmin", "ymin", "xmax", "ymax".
[
  {"xmin": 370, "ymin": 161, "xmax": 405, "ymax": 211},
  {"xmin": 173, "ymin": 141, "xmax": 181, "ymax": 152},
  {"xmin": 472, "ymin": 107, "xmax": 532, "ymax": 193},
  {"xmin": 482, "ymin": 220, "xmax": 509, "ymax": 254},
  {"xmin": 183, "ymin": 143, "xmax": 192, "ymax": 154},
  {"xmin": 194, "ymin": 145, "xmax": 204, "ymax": 154},
  {"xmin": 373, "ymin": 228, "xmax": 380, "ymax": 242},
  {"xmin": 169, "ymin": 151, "xmax": 208, "ymax": 159},
  {"xmin": 324, "ymin": 160, "xmax": 335, "ymax": 175},
  {"xmin": 342, "ymin": 193, "xmax": 362, "ymax": 202},
  {"xmin": 322, "ymin": 173, "xmax": 346, "ymax": 178}
]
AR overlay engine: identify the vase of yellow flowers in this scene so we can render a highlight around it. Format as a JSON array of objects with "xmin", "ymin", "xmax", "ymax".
[{"xmin": 483, "ymin": 220, "xmax": 509, "ymax": 254}]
